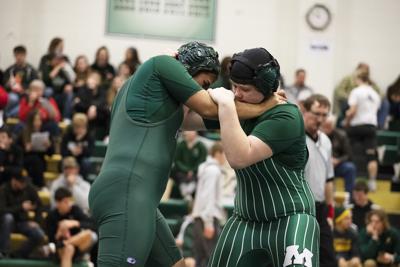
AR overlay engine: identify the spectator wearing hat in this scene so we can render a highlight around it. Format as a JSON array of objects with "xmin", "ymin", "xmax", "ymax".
[
  {"xmin": 50, "ymin": 157, "xmax": 90, "ymax": 214},
  {"xmin": 349, "ymin": 180, "xmax": 380, "ymax": 231},
  {"xmin": 333, "ymin": 207, "xmax": 362, "ymax": 267},
  {"xmin": 0, "ymin": 171, "xmax": 45, "ymax": 258}
]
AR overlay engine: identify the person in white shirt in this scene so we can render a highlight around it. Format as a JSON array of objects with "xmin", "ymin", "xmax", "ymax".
[
  {"xmin": 191, "ymin": 142, "xmax": 225, "ymax": 267},
  {"xmin": 50, "ymin": 156, "xmax": 91, "ymax": 214},
  {"xmin": 345, "ymin": 70, "xmax": 381, "ymax": 191}
]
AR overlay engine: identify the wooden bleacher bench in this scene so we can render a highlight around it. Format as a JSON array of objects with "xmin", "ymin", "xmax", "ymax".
[{"xmin": 0, "ymin": 259, "xmax": 89, "ymax": 267}]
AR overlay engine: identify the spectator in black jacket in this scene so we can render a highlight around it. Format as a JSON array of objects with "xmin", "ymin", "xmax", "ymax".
[
  {"xmin": 0, "ymin": 127, "xmax": 24, "ymax": 185},
  {"xmin": 46, "ymin": 187, "xmax": 97, "ymax": 266},
  {"xmin": 61, "ymin": 113, "xmax": 94, "ymax": 179},
  {"xmin": 0, "ymin": 171, "xmax": 45, "ymax": 258},
  {"xmin": 321, "ymin": 116, "xmax": 357, "ymax": 195}
]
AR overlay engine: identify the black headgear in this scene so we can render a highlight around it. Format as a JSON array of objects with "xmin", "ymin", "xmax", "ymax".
[
  {"xmin": 230, "ymin": 48, "xmax": 280, "ymax": 96},
  {"xmin": 177, "ymin": 42, "xmax": 220, "ymax": 76}
]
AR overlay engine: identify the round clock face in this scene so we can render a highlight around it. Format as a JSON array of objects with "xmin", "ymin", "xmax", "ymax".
[{"xmin": 306, "ymin": 4, "xmax": 331, "ymax": 31}]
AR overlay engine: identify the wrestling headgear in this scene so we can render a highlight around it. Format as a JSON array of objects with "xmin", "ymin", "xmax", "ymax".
[
  {"xmin": 230, "ymin": 48, "xmax": 280, "ymax": 96},
  {"xmin": 177, "ymin": 42, "xmax": 220, "ymax": 76}
]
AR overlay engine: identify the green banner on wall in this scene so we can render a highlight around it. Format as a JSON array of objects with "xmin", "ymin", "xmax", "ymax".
[{"xmin": 106, "ymin": 0, "xmax": 216, "ymax": 41}]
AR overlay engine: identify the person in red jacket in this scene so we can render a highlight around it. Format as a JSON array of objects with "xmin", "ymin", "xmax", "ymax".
[{"xmin": 19, "ymin": 79, "xmax": 61, "ymax": 123}]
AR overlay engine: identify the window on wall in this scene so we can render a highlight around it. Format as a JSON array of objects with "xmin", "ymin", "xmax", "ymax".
[{"xmin": 106, "ymin": 0, "xmax": 217, "ymax": 41}]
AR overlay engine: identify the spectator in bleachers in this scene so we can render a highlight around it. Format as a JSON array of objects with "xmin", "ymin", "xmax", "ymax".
[
  {"xmin": 171, "ymin": 131, "xmax": 207, "ymax": 200},
  {"xmin": 191, "ymin": 142, "xmax": 225, "ymax": 267},
  {"xmin": 20, "ymin": 110, "xmax": 55, "ymax": 188},
  {"xmin": 106, "ymin": 75, "xmax": 125, "ymax": 109},
  {"xmin": 43, "ymin": 53, "xmax": 75, "ymax": 119},
  {"xmin": 73, "ymin": 71, "xmax": 109, "ymax": 140},
  {"xmin": 50, "ymin": 157, "xmax": 90, "ymax": 214},
  {"xmin": 61, "ymin": 113, "xmax": 94, "ymax": 179},
  {"xmin": 0, "ymin": 171, "xmax": 46, "ymax": 259},
  {"xmin": 73, "ymin": 55, "xmax": 91, "ymax": 88},
  {"xmin": 387, "ymin": 75, "xmax": 400, "ymax": 131},
  {"xmin": 121, "ymin": 47, "xmax": 141, "ymax": 75},
  {"xmin": 345, "ymin": 69, "xmax": 381, "ymax": 191},
  {"xmin": 0, "ymin": 127, "xmax": 24, "ymax": 185},
  {"xmin": 117, "ymin": 62, "xmax": 132, "ymax": 80},
  {"xmin": 38, "ymin": 37, "xmax": 69, "ymax": 79},
  {"xmin": 321, "ymin": 116, "xmax": 357, "ymax": 195},
  {"xmin": 359, "ymin": 209, "xmax": 400, "ymax": 267},
  {"xmin": 46, "ymin": 187, "xmax": 97, "ymax": 267},
  {"xmin": 333, "ymin": 63, "xmax": 381, "ymax": 127},
  {"xmin": 91, "ymin": 46, "xmax": 115, "ymax": 86},
  {"xmin": 3, "ymin": 45, "xmax": 39, "ymax": 118},
  {"xmin": 333, "ymin": 207, "xmax": 362, "ymax": 267},
  {"xmin": 286, "ymin": 68, "xmax": 313, "ymax": 105},
  {"xmin": 349, "ymin": 180, "xmax": 380, "ymax": 231}
]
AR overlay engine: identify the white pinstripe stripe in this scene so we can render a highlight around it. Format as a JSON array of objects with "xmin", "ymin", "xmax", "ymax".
[
  {"xmin": 242, "ymin": 168, "xmax": 259, "ymax": 221},
  {"xmin": 303, "ymin": 215, "xmax": 310, "ymax": 249},
  {"xmin": 263, "ymin": 161, "xmax": 287, "ymax": 216},
  {"xmin": 282, "ymin": 166, "xmax": 306, "ymax": 213},
  {"xmin": 294, "ymin": 171, "xmax": 314, "ymax": 214},
  {"xmin": 271, "ymin": 159, "xmax": 297, "ymax": 212},
  {"xmin": 214, "ymin": 216, "xmax": 238, "ymax": 267},
  {"xmin": 283, "ymin": 215, "xmax": 290, "ymax": 254},
  {"xmin": 267, "ymin": 221, "xmax": 276, "ymax": 267},
  {"xmin": 226, "ymin": 220, "xmax": 242, "ymax": 267},
  {"xmin": 247, "ymin": 167, "xmax": 268, "ymax": 220},
  {"xmin": 241, "ymin": 171, "xmax": 251, "ymax": 219},
  {"xmin": 236, "ymin": 172, "xmax": 244, "ymax": 216},
  {"xmin": 236, "ymin": 221, "xmax": 248, "ymax": 266},
  {"xmin": 251, "ymin": 221, "xmax": 255, "ymax": 250},
  {"xmin": 275, "ymin": 219, "xmax": 281, "ymax": 266},
  {"xmin": 260, "ymin": 221, "xmax": 263, "ymax": 248},
  {"xmin": 293, "ymin": 215, "xmax": 301, "ymax": 245},
  {"xmin": 310, "ymin": 216, "xmax": 316, "ymax": 257},
  {"xmin": 255, "ymin": 164, "xmax": 277, "ymax": 218}
]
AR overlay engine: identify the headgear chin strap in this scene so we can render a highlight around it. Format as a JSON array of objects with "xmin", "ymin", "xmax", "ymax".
[
  {"xmin": 177, "ymin": 42, "xmax": 220, "ymax": 76},
  {"xmin": 230, "ymin": 48, "xmax": 280, "ymax": 96}
]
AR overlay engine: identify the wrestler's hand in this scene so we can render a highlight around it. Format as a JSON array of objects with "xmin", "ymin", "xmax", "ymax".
[
  {"xmin": 207, "ymin": 87, "xmax": 234, "ymax": 105},
  {"xmin": 204, "ymin": 226, "xmax": 215, "ymax": 239},
  {"xmin": 275, "ymin": 88, "xmax": 287, "ymax": 102}
]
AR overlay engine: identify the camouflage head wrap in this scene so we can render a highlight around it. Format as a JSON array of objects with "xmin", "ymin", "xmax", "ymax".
[{"xmin": 177, "ymin": 41, "xmax": 220, "ymax": 76}]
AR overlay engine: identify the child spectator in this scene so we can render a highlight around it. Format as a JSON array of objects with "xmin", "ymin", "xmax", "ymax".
[{"xmin": 333, "ymin": 207, "xmax": 362, "ymax": 267}]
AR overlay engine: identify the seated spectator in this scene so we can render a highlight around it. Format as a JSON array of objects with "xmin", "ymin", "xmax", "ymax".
[
  {"xmin": 91, "ymin": 46, "xmax": 115, "ymax": 87},
  {"xmin": 0, "ymin": 171, "xmax": 46, "ymax": 259},
  {"xmin": 3, "ymin": 45, "xmax": 39, "ymax": 117},
  {"xmin": 321, "ymin": 116, "xmax": 357, "ymax": 195},
  {"xmin": 387, "ymin": 75, "xmax": 400, "ymax": 131},
  {"xmin": 333, "ymin": 207, "xmax": 362, "ymax": 267},
  {"xmin": 0, "ymin": 127, "xmax": 23, "ymax": 185},
  {"xmin": 61, "ymin": 113, "xmax": 94, "ymax": 178},
  {"xmin": 73, "ymin": 71, "xmax": 109, "ymax": 140},
  {"xmin": 20, "ymin": 110, "xmax": 55, "ymax": 188},
  {"xmin": 106, "ymin": 75, "xmax": 125, "ymax": 110},
  {"xmin": 345, "ymin": 69, "xmax": 381, "ymax": 191},
  {"xmin": 171, "ymin": 131, "xmax": 207, "ymax": 200},
  {"xmin": 38, "ymin": 37, "xmax": 69, "ymax": 81},
  {"xmin": 121, "ymin": 47, "xmax": 141, "ymax": 75},
  {"xmin": 46, "ymin": 187, "xmax": 97, "ymax": 266},
  {"xmin": 73, "ymin": 55, "xmax": 91, "ymax": 88},
  {"xmin": 349, "ymin": 180, "xmax": 380, "ymax": 231},
  {"xmin": 50, "ymin": 157, "xmax": 90, "ymax": 214},
  {"xmin": 191, "ymin": 143, "xmax": 225, "ymax": 267},
  {"xmin": 286, "ymin": 68, "xmax": 313, "ymax": 105},
  {"xmin": 19, "ymin": 79, "xmax": 61, "ymax": 123},
  {"xmin": 117, "ymin": 62, "xmax": 131, "ymax": 80},
  {"xmin": 359, "ymin": 209, "xmax": 400, "ymax": 267}
]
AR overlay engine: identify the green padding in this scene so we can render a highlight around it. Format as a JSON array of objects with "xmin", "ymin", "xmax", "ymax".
[
  {"xmin": 0, "ymin": 259, "xmax": 88, "ymax": 267},
  {"xmin": 159, "ymin": 199, "xmax": 189, "ymax": 218},
  {"xmin": 381, "ymin": 145, "xmax": 400, "ymax": 165},
  {"xmin": 377, "ymin": 130, "xmax": 400, "ymax": 146},
  {"xmin": 93, "ymin": 141, "xmax": 107, "ymax": 157}
]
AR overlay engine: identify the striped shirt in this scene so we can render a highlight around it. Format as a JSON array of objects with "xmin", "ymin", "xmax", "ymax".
[{"xmin": 233, "ymin": 104, "xmax": 315, "ymax": 222}]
